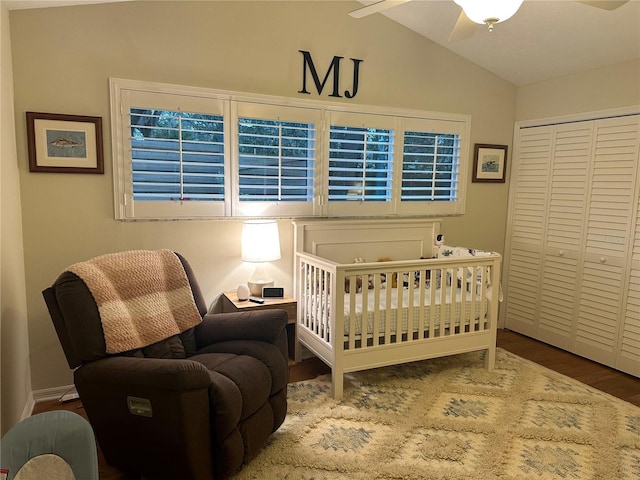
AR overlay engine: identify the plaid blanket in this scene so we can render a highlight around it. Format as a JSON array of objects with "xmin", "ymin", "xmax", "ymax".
[{"xmin": 67, "ymin": 249, "xmax": 202, "ymax": 354}]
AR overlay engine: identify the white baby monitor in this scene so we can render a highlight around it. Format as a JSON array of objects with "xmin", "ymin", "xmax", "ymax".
[{"xmin": 236, "ymin": 284, "xmax": 250, "ymax": 301}]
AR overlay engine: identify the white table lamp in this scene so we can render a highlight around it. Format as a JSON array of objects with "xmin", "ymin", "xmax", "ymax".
[{"xmin": 241, "ymin": 220, "xmax": 281, "ymax": 296}]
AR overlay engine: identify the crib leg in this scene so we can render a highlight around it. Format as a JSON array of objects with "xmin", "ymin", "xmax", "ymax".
[
  {"xmin": 485, "ymin": 346, "xmax": 496, "ymax": 371},
  {"xmin": 331, "ymin": 369, "xmax": 344, "ymax": 401}
]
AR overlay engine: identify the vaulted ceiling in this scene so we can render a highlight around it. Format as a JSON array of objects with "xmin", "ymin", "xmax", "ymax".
[{"xmin": 352, "ymin": 0, "xmax": 640, "ymax": 85}]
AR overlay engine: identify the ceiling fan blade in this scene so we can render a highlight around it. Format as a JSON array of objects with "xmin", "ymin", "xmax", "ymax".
[
  {"xmin": 576, "ymin": 0, "xmax": 629, "ymax": 10},
  {"xmin": 448, "ymin": 9, "xmax": 477, "ymax": 42},
  {"xmin": 349, "ymin": 0, "xmax": 412, "ymax": 19}
]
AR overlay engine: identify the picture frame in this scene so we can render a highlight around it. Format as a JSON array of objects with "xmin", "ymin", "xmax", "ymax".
[
  {"xmin": 26, "ymin": 112, "xmax": 104, "ymax": 174},
  {"xmin": 472, "ymin": 143, "xmax": 508, "ymax": 183}
]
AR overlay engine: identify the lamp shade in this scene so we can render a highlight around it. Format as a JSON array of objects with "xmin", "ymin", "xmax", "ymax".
[
  {"xmin": 241, "ymin": 220, "xmax": 281, "ymax": 263},
  {"xmin": 454, "ymin": 0, "xmax": 523, "ymax": 27}
]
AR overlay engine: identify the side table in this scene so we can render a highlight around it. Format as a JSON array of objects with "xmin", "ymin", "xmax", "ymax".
[{"xmin": 220, "ymin": 290, "xmax": 298, "ymax": 362}]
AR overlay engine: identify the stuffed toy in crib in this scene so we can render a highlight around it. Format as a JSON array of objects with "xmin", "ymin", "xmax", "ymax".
[{"xmin": 344, "ymin": 257, "xmax": 365, "ymax": 293}]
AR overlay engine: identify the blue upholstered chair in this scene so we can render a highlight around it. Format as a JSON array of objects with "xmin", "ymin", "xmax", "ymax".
[{"xmin": 0, "ymin": 410, "xmax": 98, "ymax": 480}]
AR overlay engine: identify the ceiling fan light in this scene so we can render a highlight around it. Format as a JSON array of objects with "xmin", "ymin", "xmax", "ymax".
[{"xmin": 454, "ymin": 0, "xmax": 524, "ymax": 27}]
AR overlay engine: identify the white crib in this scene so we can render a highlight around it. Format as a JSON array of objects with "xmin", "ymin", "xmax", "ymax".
[{"xmin": 293, "ymin": 219, "xmax": 502, "ymax": 399}]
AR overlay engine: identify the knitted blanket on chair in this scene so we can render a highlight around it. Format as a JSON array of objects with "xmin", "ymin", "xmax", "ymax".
[{"xmin": 67, "ymin": 249, "xmax": 202, "ymax": 354}]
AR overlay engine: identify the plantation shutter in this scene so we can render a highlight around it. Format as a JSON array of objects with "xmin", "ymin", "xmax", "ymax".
[
  {"xmin": 325, "ymin": 111, "xmax": 395, "ymax": 216},
  {"xmin": 119, "ymin": 88, "xmax": 229, "ymax": 219},
  {"xmin": 396, "ymin": 117, "xmax": 467, "ymax": 216},
  {"xmin": 233, "ymin": 103, "xmax": 321, "ymax": 217},
  {"xmin": 401, "ymin": 131, "xmax": 459, "ymax": 201},
  {"xmin": 130, "ymin": 110, "xmax": 225, "ymax": 201},
  {"xmin": 112, "ymin": 78, "xmax": 471, "ymax": 220}
]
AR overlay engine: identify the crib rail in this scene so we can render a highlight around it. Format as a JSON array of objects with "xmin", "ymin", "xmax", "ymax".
[{"xmin": 295, "ymin": 251, "xmax": 501, "ymax": 357}]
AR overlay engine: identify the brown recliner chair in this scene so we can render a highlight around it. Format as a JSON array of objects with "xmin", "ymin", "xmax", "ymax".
[{"xmin": 42, "ymin": 251, "xmax": 288, "ymax": 480}]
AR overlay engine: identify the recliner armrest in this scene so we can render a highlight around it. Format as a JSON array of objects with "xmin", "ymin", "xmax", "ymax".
[
  {"xmin": 76, "ymin": 356, "xmax": 212, "ymax": 391},
  {"xmin": 73, "ymin": 357, "xmax": 214, "ymax": 480},
  {"xmin": 195, "ymin": 310, "xmax": 287, "ymax": 348}
]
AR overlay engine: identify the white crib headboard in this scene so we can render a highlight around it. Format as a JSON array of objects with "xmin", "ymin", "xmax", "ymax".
[{"xmin": 292, "ymin": 219, "xmax": 442, "ymax": 263}]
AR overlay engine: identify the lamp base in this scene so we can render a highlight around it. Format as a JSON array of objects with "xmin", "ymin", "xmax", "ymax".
[{"xmin": 248, "ymin": 280, "xmax": 274, "ymax": 297}]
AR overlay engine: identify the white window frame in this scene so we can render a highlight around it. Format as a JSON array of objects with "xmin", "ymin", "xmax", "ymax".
[{"xmin": 110, "ymin": 78, "xmax": 470, "ymax": 220}]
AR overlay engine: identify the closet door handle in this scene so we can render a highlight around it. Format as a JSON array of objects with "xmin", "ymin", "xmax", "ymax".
[
  {"xmin": 558, "ymin": 251, "xmax": 564, "ymax": 257},
  {"xmin": 600, "ymin": 257, "xmax": 607, "ymax": 263}
]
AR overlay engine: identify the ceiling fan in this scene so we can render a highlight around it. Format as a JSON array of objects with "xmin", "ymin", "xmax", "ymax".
[{"xmin": 349, "ymin": 0, "xmax": 629, "ymax": 42}]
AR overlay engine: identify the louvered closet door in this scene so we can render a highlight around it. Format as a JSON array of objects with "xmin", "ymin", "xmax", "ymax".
[
  {"xmin": 618, "ymin": 180, "xmax": 640, "ymax": 376},
  {"xmin": 537, "ymin": 123, "xmax": 593, "ymax": 350},
  {"xmin": 504, "ymin": 127, "xmax": 552, "ymax": 336},
  {"xmin": 574, "ymin": 116, "xmax": 640, "ymax": 366}
]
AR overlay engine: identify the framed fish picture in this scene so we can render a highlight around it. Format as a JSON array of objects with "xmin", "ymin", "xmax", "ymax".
[
  {"xmin": 472, "ymin": 143, "xmax": 507, "ymax": 183},
  {"xmin": 26, "ymin": 112, "xmax": 104, "ymax": 174}
]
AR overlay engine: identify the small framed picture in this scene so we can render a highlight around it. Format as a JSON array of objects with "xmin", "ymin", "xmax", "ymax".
[
  {"xmin": 472, "ymin": 143, "xmax": 508, "ymax": 183},
  {"xmin": 26, "ymin": 112, "xmax": 104, "ymax": 174}
]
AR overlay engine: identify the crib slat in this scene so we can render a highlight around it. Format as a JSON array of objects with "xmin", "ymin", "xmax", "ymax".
[
  {"xmin": 450, "ymin": 267, "xmax": 457, "ymax": 334},
  {"xmin": 303, "ymin": 262, "xmax": 311, "ymax": 331},
  {"xmin": 407, "ymin": 270, "xmax": 414, "ymax": 341},
  {"xmin": 373, "ymin": 274, "xmax": 381, "ymax": 346},
  {"xmin": 397, "ymin": 271, "xmax": 404, "ymax": 343},
  {"xmin": 348, "ymin": 276, "xmax": 357, "ymax": 350},
  {"xmin": 441, "ymin": 268, "xmax": 449, "ymax": 336},
  {"xmin": 480, "ymin": 265, "xmax": 488, "ymax": 331},
  {"xmin": 361, "ymin": 280, "xmax": 369, "ymax": 349},
  {"xmin": 470, "ymin": 265, "xmax": 478, "ymax": 332},
  {"xmin": 418, "ymin": 270, "xmax": 426, "ymax": 339},
  {"xmin": 458, "ymin": 267, "xmax": 473, "ymax": 333},
  {"xmin": 322, "ymin": 269, "xmax": 329, "ymax": 341},
  {"xmin": 385, "ymin": 273, "xmax": 392, "ymax": 344},
  {"xmin": 429, "ymin": 269, "xmax": 437, "ymax": 338},
  {"xmin": 311, "ymin": 265, "xmax": 318, "ymax": 334}
]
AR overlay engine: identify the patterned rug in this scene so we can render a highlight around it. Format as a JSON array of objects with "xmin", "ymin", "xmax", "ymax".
[{"xmin": 232, "ymin": 348, "xmax": 640, "ymax": 480}]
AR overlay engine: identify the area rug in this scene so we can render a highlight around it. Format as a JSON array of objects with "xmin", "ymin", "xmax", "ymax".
[{"xmin": 232, "ymin": 348, "xmax": 640, "ymax": 480}]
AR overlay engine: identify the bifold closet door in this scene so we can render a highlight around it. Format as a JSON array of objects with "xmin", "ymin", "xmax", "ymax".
[
  {"xmin": 618, "ymin": 183, "xmax": 640, "ymax": 376},
  {"xmin": 506, "ymin": 113, "xmax": 640, "ymax": 377},
  {"xmin": 573, "ymin": 116, "xmax": 639, "ymax": 367},
  {"xmin": 572, "ymin": 115, "xmax": 640, "ymax": 375},
  {"xmin": 504, "ymin": 122, "xmax": 593, "ymax": 348},
  {"xmin": 503, "ymin": 126, "xmax": 552, "ymax": 337},
  {"xmin": 536, "ymin": 122, "xmax": 593, "ymax": 350}
]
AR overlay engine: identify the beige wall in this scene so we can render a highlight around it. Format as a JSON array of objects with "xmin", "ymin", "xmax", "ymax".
[
  {"xmin": 515, "ymin": 58, "xmax": 640, "ymax": 121},
  {"xmin": 1, "ymin": 2, "xmax": 32, "ymax": 434},
  {"xmin": 10, "ymin": 1, "xmax": 516, "ymax": 392}
]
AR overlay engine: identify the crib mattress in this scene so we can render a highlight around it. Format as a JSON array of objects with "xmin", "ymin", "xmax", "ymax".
[{"xmin": 302, "ymin": 286, "xmax": 489, "ymax": 340}]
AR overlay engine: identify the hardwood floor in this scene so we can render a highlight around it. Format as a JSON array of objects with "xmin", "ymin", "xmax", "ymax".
[
  {"xmin": 32, "ymin": 329, "xmax": 639, "ymax": 479},
  {"xmin": 498, "ymin": 329, "xmax": 640, "ymax": 407}
]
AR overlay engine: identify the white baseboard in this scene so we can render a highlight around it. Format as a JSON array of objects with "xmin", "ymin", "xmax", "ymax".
[
  {"xmin": 20, "ymin": 395, "xmax": 35, "ymax": 421},
  {"xmin": 32, "ymin": 384, "xmax": 77, "ymax": 403}
]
